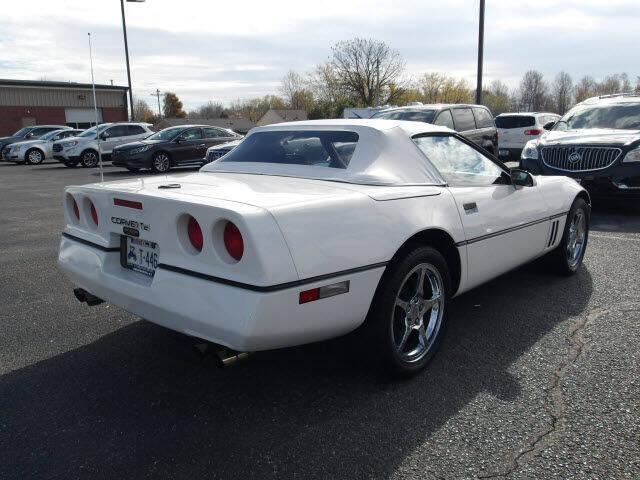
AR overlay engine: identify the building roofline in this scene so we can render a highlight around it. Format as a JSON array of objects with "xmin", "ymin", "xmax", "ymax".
[{"xmin": 0, "ymin": 79, "xmax": 129, "ymax": 91}]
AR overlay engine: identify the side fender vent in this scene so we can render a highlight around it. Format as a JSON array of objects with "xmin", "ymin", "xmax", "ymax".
[{"xmin": 548, "ymin": 219, "xmax": 560, "ymax": 248}]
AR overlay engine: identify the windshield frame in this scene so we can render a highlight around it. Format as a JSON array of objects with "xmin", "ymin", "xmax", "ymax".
[
  {"xmin": 12, "ymin": 127, "xmax": 31, "ymax": 137},
  {"xmin": 371, "ymin": 108, "xmax": 438, "ymax": 123},
  {"xmin": 145, "ymin": 126, "xmax": 188, "ymax": 141},
  {"xmin": 78, "ymin": 124, "xmax": 111, "ymax": 138}
]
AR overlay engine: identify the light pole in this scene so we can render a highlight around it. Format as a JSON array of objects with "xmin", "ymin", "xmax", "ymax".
[
  {"xmin": 475, "ymin": 0, "xmax": 485, "ymax": 105},
  {"xmin": 120, "ymin": 0, "xmax": 145, "ymax": 120}
]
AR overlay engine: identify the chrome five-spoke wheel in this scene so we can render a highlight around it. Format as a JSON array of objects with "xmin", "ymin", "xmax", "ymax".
[
  {"xmin": 566, "ymin": 209, "xmax": 587, "ymax": 268},
  {"xmin": 392, "ymin": 263, "xmax": 444, "ymax": 363}
]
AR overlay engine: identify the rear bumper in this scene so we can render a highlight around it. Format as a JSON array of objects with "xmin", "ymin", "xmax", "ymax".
[{"xmin": 58, "ymin": 235, "xmax": 384, "ymax": 351}]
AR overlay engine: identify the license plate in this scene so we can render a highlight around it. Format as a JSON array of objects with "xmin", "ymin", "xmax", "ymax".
[
  {"xmin": 123, "ymin": 237, "xmax": 159, "ymax": 276},
  {"xmin": 499, "ymin": 149, "xmax": 509, "ymax": 156}
]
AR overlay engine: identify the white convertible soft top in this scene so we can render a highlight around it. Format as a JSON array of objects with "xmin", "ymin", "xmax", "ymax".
[{"xmin": 201, "ymin": 119, "xmax": 451, "ymax": 186}]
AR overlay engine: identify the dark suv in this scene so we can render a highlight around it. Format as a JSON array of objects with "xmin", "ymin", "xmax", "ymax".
[
  {"xmin": 520, "ymin": 94, "xmax": 640, "ymax": 199},
  {"xmin": 111, "ymin": 125, "xmax": 242, "ymax": 173},
  {"xmin": 371, "ymin": 104, "xmax": 498, "ymax": 155}
]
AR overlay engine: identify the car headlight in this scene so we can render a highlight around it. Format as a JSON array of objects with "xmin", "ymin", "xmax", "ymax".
[
  {"xmin": 63, "ymin": 140, "xmax": 79, "ymax": 148},
  {"xmin": 521, "ymin": 140, "xmax": 539, "ymax": 160},
  {"xmin": 622, "ymin": 147, "xmax": 640, "ymax": 163},
  {"xmin": 128, "ymin": 145, "xmax": 151, "ymax": 155}
]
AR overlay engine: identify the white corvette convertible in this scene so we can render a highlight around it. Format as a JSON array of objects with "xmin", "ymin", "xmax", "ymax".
[{"xmin": 59, "ymin": 120, "xmax": 590, "ymax": 375}]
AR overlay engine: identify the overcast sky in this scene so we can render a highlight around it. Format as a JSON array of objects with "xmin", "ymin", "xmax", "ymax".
[{"xmin": 1, "ymin": 0, "xmax": 639, "ymax": 110}]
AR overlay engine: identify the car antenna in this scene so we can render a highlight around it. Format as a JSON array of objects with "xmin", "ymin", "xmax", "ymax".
[{"xmin": 88, "ymin": 32, "xmax": 104, "ymax": 183}]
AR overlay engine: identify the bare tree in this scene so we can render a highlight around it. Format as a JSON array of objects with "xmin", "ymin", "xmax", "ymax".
[
  {"xmin": 330, "ymin": 38, "xmax": 405, "ymax": 106},
  {"xmin": 133, "ymin": 98, "xmax": 155, "ymax": 123},
  {"xmin": 280, "ymin": 71, "xmax": 305, "ymax": 106},
  {"xmin": 553, "ymin": 71, "xmax": 573, "ymax": 114},
  {"xmin": 519, "ymin": 70, "xmax": 549, "ymax": 111},
  {"xmin": 597, "ymin": 74, "xmax": 622, "ymax": 95},
  {"xmin": 636, "ymin": 76, "xmax": 640, "ymax": 94},
  {"xmin": 574, "ymin": 76, "xmax": 597, "ymax": 103},
  {"xmin": 190, "ymin": 100, "xmax": 226, "ymax": 118},
  {"xmin": 414, "ymin": 73, "xmax": 473, "ymax": 104},
  {"xmin": 482, "ymin": 80, "xmax": 512, "ymax": 115}
]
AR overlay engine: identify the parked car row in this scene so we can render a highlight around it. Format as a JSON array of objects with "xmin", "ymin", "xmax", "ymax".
[
  {"xmin": 1, "ymin": 121, "xmax": 244, "ymax": 172},
  {"xmin": 6, "ymin": 94, "xmax": 639, "ymax": 200}
]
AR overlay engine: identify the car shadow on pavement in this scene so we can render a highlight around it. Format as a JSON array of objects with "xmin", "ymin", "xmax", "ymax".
[{"xmin": 0, "ymin": 265, "xmax": 593, "ymax": 479}]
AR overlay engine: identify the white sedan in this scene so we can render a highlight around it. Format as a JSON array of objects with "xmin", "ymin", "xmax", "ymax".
[{"xmin": 58, "ymin": 120, "xmax": 590, "ymax": 376}]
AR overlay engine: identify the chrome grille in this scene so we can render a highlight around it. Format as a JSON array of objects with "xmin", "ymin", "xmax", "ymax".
[{"xmin": 541, "ymin": 146, "xmax": 621, "ymax": 172}]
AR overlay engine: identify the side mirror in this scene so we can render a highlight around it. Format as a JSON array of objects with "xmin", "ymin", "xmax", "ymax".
[
  {"xmin": 543, "ymin": 121, "xmax": 556, "ymax": 130},
  {"xmin": 175, "ymin": 136, "xmax": 185, "ymax": 143},
  {"xmin": 99, "ymin": 132, "xmax": 110, "ymax": 140},
  {"xmin": 511, "ymin": 168, "xmax": 534, "ymax": 187},
  {"xmin": 25, "ymin": 132, "xmax": 34, "ymax": 139}
]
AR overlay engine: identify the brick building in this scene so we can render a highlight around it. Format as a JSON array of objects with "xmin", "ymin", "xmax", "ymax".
[{"xmin": 0, "ymin": 79, "xmax": 129, "ymax": 136}]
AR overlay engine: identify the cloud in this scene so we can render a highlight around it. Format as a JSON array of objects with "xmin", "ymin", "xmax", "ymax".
[{"xmin": 0, "ymin": 0, "xmax": 638, "ymax": 109}]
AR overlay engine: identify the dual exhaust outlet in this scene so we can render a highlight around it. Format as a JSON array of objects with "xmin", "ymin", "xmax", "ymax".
[
  {"xmin": 72, "ymin": 288, "xmax": 249, "ymax": 368},
  {"xmin": 73, "ymin": 288, "xmax": 104, "ymax": 306}
]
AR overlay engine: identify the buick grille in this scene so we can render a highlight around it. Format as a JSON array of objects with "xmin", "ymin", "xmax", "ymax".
[{"xmin": 541, "ymin": 146, "xmax": 622, "ymax": 172}]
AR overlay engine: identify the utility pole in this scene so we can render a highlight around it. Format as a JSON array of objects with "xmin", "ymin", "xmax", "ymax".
[
  {"xmin": 475, "ymin": 0, "xmax": 485, "ymax": 105},
  {"xmin": 151, "ymin": 89, "xmax": 162, "ymax": 118}
]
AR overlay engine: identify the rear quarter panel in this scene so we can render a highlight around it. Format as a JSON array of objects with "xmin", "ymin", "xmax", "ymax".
[{"xmin": 270, "ymin": 188, "xmax": 466, "ymax": 280}]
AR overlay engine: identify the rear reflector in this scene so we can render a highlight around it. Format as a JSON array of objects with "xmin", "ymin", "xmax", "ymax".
[
  {"xmin": 524, "ymin": 129, "xmax": 542, "ymax": 136},
  {"xmin": 299, "ymin": 281, "xmax": 350, "ymax": 304},
  {"xmin": 114, "ymin": 198, "xmax": 143, "ymax": 210}
]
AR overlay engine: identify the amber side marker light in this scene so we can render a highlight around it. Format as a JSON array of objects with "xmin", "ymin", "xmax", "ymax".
[{"xmin": 299, "ymin": 281, "xmax": 350, "ymax": 304}]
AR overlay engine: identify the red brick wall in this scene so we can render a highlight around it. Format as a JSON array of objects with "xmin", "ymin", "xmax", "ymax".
[
  {"xmin": 0, "ymin": 106, "xmax": 128, "ymax": 136},
  {"xmin": 0, "ymin": 106, "xmax": 66, "ymax": 136},
  {"xmin": 102, "ymin": 107, "xmax": 128, "ymax": 122}
]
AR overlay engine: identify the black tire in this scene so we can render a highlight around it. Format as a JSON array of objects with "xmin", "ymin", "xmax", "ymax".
[
  {"xmin": 80, "ymin": 150, "xmax": 99, "ymax": 168},
  {"xmin": 367, "ymin": 246, "xmax": 451, "ymax": 377},
  {"xmin": 549, "ymin": 197, "xmax": 590, "ymax": 275},
  {"xmin": 63, "ymin": 160, "xmax": 79, "ymax": 168},
  {"xmin": 151, "ymin": 152, "xmax": 171, "ymax": 173},
  {"xmin": 25, "ymin": 148, "xmax": 44, "ymax": 165},
  {"xmin": 126, "ymin": 167, "xmax": 141, "ymax": 173}
]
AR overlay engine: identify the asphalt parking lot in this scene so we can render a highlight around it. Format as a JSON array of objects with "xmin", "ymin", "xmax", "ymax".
[{"xmin": 1, "ymin": 160, "xmax": 639, "ymax": 480}]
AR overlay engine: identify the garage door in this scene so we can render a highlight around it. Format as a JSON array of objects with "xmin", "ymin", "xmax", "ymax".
[{"xmin": 65, "ymin": 108, "xmax": 102, "ymax": 128}]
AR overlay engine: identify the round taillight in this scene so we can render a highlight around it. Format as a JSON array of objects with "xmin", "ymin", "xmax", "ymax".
[
  {"xmin": 90, "ymin": 201, "xmax": 98, "ymax": 226},
  {"xmin": 72, "ymin": 197, "xmax": 80, "ymax": 220},
  {"xmin": 224, "ymin": 221, "xmax": 244, "ymax": 261},
  {"xmin": 187, "ymin": 216, "xmax": 203, "ymax": 252}
]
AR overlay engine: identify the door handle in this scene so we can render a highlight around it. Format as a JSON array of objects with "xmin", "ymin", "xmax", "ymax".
[{"xmin": 463, "ymin": 202, "xmax": 477, "ymax": 212}]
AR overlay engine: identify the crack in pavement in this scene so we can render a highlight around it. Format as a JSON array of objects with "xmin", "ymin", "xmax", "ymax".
[{"xmin": 477, "ymin": 303, "xmax": 639, "ymax": 479}]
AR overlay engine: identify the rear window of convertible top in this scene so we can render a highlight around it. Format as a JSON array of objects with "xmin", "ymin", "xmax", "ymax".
[{"xmin": 218, "ymin": 130, "xmax": 358, "ymax": 169}]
